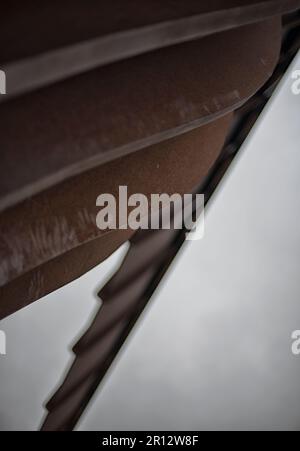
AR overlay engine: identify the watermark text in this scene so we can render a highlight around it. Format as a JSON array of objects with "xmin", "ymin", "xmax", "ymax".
[
  {"xmin": 291, "ymin": 70, "xmax": 300, "ymax": 95},
  {"xmin": 96, "ymin": 186, "xmax": 205, "ymax": 241},
  {"xmin": 0, "ymin": 330, "xmax": 6, "ymax": 355},
  {"xmin": 292, "ymin": 330, "xmax": 300, "ymax": 356},
  {"xmin": 0, "ymin": 70, "xmax": 6, "ymax": 95}
]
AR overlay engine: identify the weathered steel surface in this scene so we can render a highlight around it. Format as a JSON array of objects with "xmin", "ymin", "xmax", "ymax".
[
  {"xmin": 0, "ymin": 1, "xmax": 299, "ymax": 431},
  {"xmin": 41, "ymin": 10, "xmax": 300, "ymax": 432},
  {"xmin": 0, "ymin": 19, "xmax": 281, "ymax": 212},
  {"xmin": 1, "ymin": 1, "xmax": 299, "ymax": 100},
  {"xmin": 0, "ymin": 114, "xmax": 232, "ymax": 319}
]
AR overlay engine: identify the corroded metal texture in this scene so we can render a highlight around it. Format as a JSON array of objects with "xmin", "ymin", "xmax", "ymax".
[
  {"xmin": 0, "ymin": 17, "xmax": 284, "ymax": 319},
  {"xmin": 0, "ymin": 19, "xmax": 281, "ymax": 213},
  {"xmin": 41, "ymin": 10, "xmax": 300, "ymax": 432},
  {"xmin": 1, "ymin": 1, "xmax": 299, "ymax": 100},
  {"xmin": 0, "ymin": 2, "xmax": 299, "ymax": 432},
  {"xmin": 0, "ymin": 115, "xmax": 232, "ymax": 318}
]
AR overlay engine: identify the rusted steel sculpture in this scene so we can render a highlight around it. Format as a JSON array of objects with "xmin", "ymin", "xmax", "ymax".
[
  {"xmin": 0, "ymin": 1, "xmax": 299, "ymax": 431},
  {"xmin": 1, "ymin": 0, "xmax": 299, "ymax": 100}
]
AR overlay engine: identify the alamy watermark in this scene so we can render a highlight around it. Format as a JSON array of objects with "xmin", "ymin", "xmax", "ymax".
[
  {"xmin": 96, "ymin": 186, "xmax": 205, "ymax": 241},
  {"xmin": 0, "ymin": 69, "xmax": 6, "ymax": 95},
  {"xmin": 0, "ymin": 330, "xmax": 6, "ymax": 356},
  {"xmin": 291, "ymin": 330, "xmax": 300, "ymax": 356},
  {"xmin": 291, "ymin": 70, "xmax": 300, "ymax": 95}
]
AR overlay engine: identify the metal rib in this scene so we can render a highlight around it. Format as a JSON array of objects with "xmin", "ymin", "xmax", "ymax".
[{"xmin": 1, "ymin": 0, "xmax": 300, "ymax": 101}]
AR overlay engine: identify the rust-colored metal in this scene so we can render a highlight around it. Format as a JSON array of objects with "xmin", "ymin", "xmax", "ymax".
[
  {"xmin": 1, "ymin": 1, "xmax": 299, "ymax": 100},
  {"xmin": 0, "ymin": 18, "xmax": 281, "ymax": 213},
  {"xmin": 0, "ymin": 2, "xmax": 299, "ymax": 432},
  {"xmin": 41, "ymin": 10, "xmax": 300, "ymax": 431},
  {"xmin": 0, "ymin": 18, "xmax": 282, "ymax": 319},
  {"xmin": 0, "ymin": 115, "xmax": 232, "ymax": 319}
]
